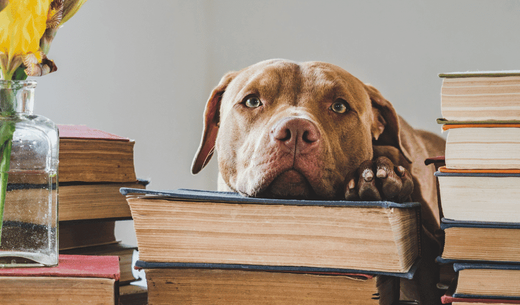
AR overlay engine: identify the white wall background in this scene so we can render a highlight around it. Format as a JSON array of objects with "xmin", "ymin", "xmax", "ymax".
[{"xmin": 33, "ymin": 1, "xmax": 520, "ymax": 244}]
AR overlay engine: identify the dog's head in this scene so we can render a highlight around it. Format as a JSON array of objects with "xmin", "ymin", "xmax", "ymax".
[{"xmin": 192, "ymin": 59, "xmax": 410, "ymax": 199}]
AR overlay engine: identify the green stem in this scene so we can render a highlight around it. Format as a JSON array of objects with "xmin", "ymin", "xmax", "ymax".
[
  {"xmin": 0, "ymin": 86, "xmax": 16, "ymax": 245},
  {"xmin": 0, "ymin": 136, "xmax": 12, "ymax": 244}
]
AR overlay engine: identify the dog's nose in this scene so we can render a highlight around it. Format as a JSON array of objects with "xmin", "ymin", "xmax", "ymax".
[{"xmin": 270, "ymin": 117, "xmax": 320, "ymax": 153}]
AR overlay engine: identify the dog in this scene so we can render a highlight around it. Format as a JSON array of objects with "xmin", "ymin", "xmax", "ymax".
[{"xmin": 192, "ymin": 59, "xmax": 446, "ymax": 304}]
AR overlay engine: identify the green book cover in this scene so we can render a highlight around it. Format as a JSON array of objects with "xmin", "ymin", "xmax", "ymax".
[{"xmin": 439, "ymin": 70, "xmax": 520, "ymax": 78}]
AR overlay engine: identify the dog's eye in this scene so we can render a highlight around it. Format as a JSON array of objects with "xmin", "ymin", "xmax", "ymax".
[
  {"xmin": 244, "ymin": 96, "xmax": 263, "ymax": 108},
  {"xmin": 330, "ymin": 100, "xmax": 350, "ymax": 114}
]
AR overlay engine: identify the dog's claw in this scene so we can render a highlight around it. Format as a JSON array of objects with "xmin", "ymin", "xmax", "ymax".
[
  {"xmin": 344, "ymin": 178, "xmax": 359, "ymax": 200},
  {"xmin": 396, "ymin": 165, "xmax": 406, "ymax": 176},
  {"xmin": 376, "ymin": 168, "xmax": 387, "ymax": 179},
  {"xmin": 397, "ymin": 167, "xmax": 414, "ymax": 202},
  {"xmin": 362, "ymin": 169, "xmax": 374, "ymax": 182},
  {"xmin": 346, "ymin": 156, "xmax": 413, "ymax": 203}
]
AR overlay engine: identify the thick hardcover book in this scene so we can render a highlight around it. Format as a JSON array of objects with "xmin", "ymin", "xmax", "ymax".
[
  {"xmin": 0, "ymin": 254, "xmax": 120, "ymax": 304},
  {"xmin": 440, "ymin": 218, "xmax": 520, "ymax": 263},
  {"xmin": 452, "ymin": 262, "xmax": 520, "ymax": 300},
  {"xmin": 439, "ymin": 124, "xmax": 520, "ymax": 170},
  {"xmin": 8, "ymin": 179, "xmax": 148, "ymax": 222},
  {"xmin": 58, "ymin": 125, "xmax": 137, "ymax": 183},
  {"xmin": 59, "ymin": 220, "xmax": 117, "ymax": 250},
  {"xmin": 59, "ymin": 179, "xmax": 148, "ymax": 221},
  {"xmin": 137, "ymin": 261, "xmax": 400, "ymax": 305},
  {"xmin": 119, "ymin": 284, "xmax": 148, "ymax": 305},
  {"xmin": 435, "ymin": 169, "xmax": 520, "ymax": 223},
  {"xmin": 121, "ymin": 188, "xmax": 421, "ymax": 274},
  {"xmin": 61, "ymin": 243, "xmax": 138, "ymax": 284},
  {"xmin": 439, "ymin": 71, "xmax": 520, "ymax": 121}
]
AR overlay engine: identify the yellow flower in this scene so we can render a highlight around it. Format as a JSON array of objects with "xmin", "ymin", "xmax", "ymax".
[
  {"xmin": 0, "ymin": 0, "xmax": 87, "ymax": 245},
  {"xmin": 0, "ymin": 0, "xmax": 87, "ymax": 80},
  {"xmin": 0, "ymin": 0, "xmax": 52, "ymax": 79}
]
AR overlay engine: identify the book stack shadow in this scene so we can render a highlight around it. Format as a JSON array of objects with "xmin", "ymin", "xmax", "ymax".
[
  {"xmin": 120, "ymin": 188, "xmax": 424, "ymax": 304},
  {"xmin": 436, "ymin": 71, "xmax": 520, "ymax": 304},
  {"xmin": 56, "ymin": 125, "xmax": 147, "ymax": 305}
]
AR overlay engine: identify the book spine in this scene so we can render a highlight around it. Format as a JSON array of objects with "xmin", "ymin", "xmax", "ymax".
[{"xmin": 415, "ymin": 207, "xmax": 422, "ymax": 257}]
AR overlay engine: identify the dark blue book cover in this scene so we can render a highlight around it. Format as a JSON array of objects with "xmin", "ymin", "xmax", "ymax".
[
  {"xmin": 135, "ymin": 259, "xmax": 420, "ymax": 279},
  {"xmin": 120, "ymin": 187, "xmax": 421, "ymax": 209}
]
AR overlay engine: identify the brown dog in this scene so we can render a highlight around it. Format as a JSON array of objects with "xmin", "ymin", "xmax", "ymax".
[{"xmin": 192, "ymin": 59, "xmax": 446, "ymax": 304}]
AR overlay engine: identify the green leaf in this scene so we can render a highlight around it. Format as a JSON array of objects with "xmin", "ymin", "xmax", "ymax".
[
  {"xmin": 0, "ymin": 122, "xmax": 15, "ymax": 146},
  {"xmin": 12, "ymin": 66, "xmax": 28, "ymax": 80}
]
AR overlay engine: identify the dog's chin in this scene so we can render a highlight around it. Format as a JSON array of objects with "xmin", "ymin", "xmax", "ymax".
[{"xmin": 258, "ymin": 169, "xmax": 315, "ymax": 199}]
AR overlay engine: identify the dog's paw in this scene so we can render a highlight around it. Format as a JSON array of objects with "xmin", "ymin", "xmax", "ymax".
[{"xmin": 345, "ymin": 156, "xmax": 413, "ymax": 202}]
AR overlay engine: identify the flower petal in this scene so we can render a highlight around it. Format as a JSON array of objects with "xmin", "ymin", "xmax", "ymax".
[
  {"xmin": 47, "ymin": 0, "xmax": 63, "ymax": 29},
  {"xmin": 60, "ymin": 0, "xmax": 87, "ymax": 26},
  {"xmin": 23, "ymin": 52, "xmax": 57, "ymax": 77},
  {"xmin": 1, "ymin": 0, "xmax": 52, "ymax": 60}
]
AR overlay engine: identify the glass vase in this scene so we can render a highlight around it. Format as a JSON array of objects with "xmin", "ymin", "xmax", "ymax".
[{"xmin": 0, "ymin": 80, "xmax": 59, "ymax": 267}]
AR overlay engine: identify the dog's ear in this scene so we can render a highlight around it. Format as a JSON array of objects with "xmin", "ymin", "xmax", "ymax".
[
  {"xmin": 191, "ymin": 72, "xmax": 237, "ymax": 174},
  {"xmin": 365, "ymin": 84, "xmax": 412, "ymax": 163}
]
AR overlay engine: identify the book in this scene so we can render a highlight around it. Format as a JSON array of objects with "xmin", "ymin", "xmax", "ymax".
[
  {"xmin": 451, "ymin": 262, "xmax": 520, "ymax": 300},
  {"xmin": 443, "ymin": 293, "xmax": 520, "ymax": 304},
  {"xmin": 8, "ymin": 180, "xmax": 147, "ymax": 222},
  {"xmin": 59, "ymin": 220, "xmax": 117, "ymax": 250},
  {"xmin": 0, "ymin": 254, "xmax": 120, "ymax": 304},
  {"xmin": 121, "ymin": 188, "xmax": 421, "ymax": 274},
  {"xmin": 58, "ymin": 124, "xmax": 137, "ymax": 183},
  {"xmin": 442, "ymin": 124, "xmax": 520, "ymax": 170},
  {"xmin": 435, "ymin": 169, "xmax": 520, "ymax": 223},
  {"xmin": 119, "ymin": 284, "xmax": 147, "ymax": 305},
  {"xmin": 439, "ymin": 71, "xmax": 520, "ymax": 121},
  {"xmin": 442, "ymin": 284, "xmax": 520, "ymax": 304},
  {"xmin": 440, "ymin": 219, "xmax": 520, "ymax": 263},
  {"xmin": 139, "ymin": 262, "xmax": 400, "ymax": 305},
  {"xmin": 59, "ymin": 180, "xmax": 147, "ymax": 221},
  {"xmin": 61, "ymin": 242, "xmax": 138, "ymax": 284}
]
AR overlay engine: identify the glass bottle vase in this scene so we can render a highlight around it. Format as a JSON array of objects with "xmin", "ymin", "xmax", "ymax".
[{"xmin": 0, "ymin": 80, "xmax": 59, "ymax": 267}]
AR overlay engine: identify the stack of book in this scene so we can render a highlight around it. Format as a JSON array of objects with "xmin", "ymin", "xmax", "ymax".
[
  {"xmin": 121, "ymin": 188, "xmax": 424, "ymax": 304},
  {"xmin": 56, "ymin": 125, "xmax": 147, "ymax": 304},
  {"xmin": 436, "ymin": 71, "xmax": 520, "ymax": 303}
]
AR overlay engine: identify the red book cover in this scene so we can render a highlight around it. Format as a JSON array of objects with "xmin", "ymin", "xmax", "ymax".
[
  {"xmin": 0, "ymin": 255, "xmax": 120, "ymax": 281},
  {"xmin": 57, "ymin": 125, "xmax": 129, "ymax": 142}
]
